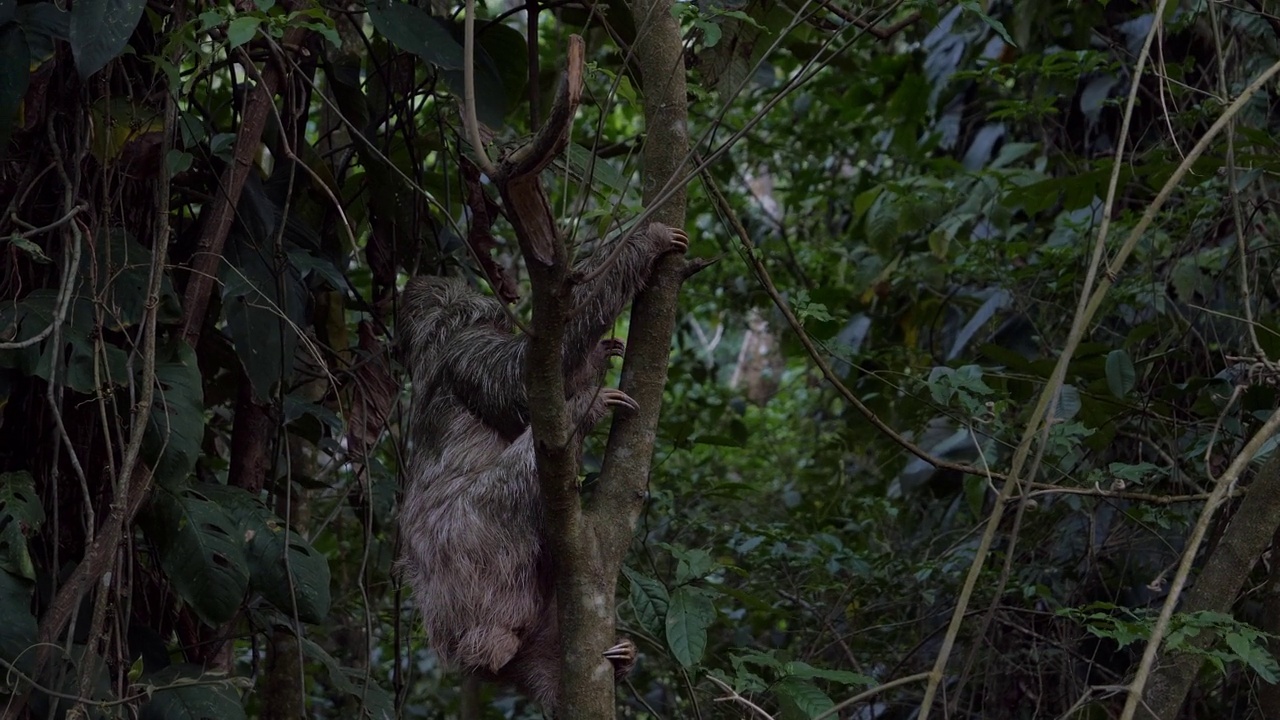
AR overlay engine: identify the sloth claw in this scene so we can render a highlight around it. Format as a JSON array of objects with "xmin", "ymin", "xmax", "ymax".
[
  {"xmin": 667, "ymin": 227, "xmax": 689, "ymax": 253},
  {"xmin": 599, "ymin": 388, "xmax": 639, "ymax": 413},
  {"xmin": 598, "ymin": 338, "xmax": 626, "ymax": 359},
  {"xmin": 603, "ymin": 637, "xmax": 637, "ymax": 680}
]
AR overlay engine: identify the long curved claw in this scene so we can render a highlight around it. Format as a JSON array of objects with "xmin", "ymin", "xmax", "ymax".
[
  {"xmin": 599, "ymin": 337, "xmax": 626, "ymax": 359},
  {"xmin": 668, "ymin": 227, "xmax": 690, "ymax": 253},
  {"xmin": 603, "ymin": 637, "xmax": 637, "ymax": 681},
  {"xmin": 600, "ymin": 388, "xmax": 639, "ymax": 413}
]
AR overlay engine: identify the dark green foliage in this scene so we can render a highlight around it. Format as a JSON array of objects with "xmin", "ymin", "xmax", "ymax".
[
  {"xmin": 138, "ymin": 665, "xmax": 247, "ymax": 720},
  {"xmin": 68, "ymin": 0, "xmax": 145, "ymax": 78},
  {"xmin": 3, "ymin": 0, "xmax": 1280, "ymax": 716}
]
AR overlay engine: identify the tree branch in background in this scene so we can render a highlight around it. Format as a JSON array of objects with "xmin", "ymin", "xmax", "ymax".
[
  {"xmin": 695, "ymin": 158, "xmax": 1005, "ymax": 484},
  {"xmin": 179, "ymin": 27, "xmax": 309, "ymax": 348},
  {"xmin": 1136, "ymin": 450, "xmax": 1280, "ymax": 719},
  {"xmin": 25, "ymin": 71, "xmax": 179, "ymax": 714}
]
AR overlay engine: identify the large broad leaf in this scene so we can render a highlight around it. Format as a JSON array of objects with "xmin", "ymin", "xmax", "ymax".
[
  {"xmin": 365, "ymin": 0, "xmax": 508, "ymax": 125},
  {"xmin": 143, "ymin": 342, "xmax": 205, "ymax": 488},
  {"xmin": 0, "ymin": 471, "xmax": 44, "ymax": 580},
  {"xmin": 297, "ymin": 635, "xmax": 395, "ymax": 720},
  {"xmin": 138, "ymin": 664, "xmax": 246, "ymax": 720},
  {"xmin": 0, "ymin": 24, "xmax": 29, "ymax": 131},
  {"xmin": 665, "ymin": 585, "xmax": 715, "ymax": 668},
  {"xmin": 475, "ymin": 21, "xmax": 527, "ymax": 111},
  {"xmin": 0, "ymin": 569, "xmax": 37, "ymax": 674},
  {"xmin": 143, "ymin": 486, "xmax": 249, "ymax": 626},
  {"xmin": 366, "ymin": 0, "xmax": 463, "ymax": 68},
  {"xmin": 783, "ymin": 660, "xmax": 875, "ymax": 687},
  {"xmin": 15, "ymin": 3, "xmax": 70, "ymax": 61},
  {"xmin": 1105, "ymin": 349, "xmax": 1136, "ymax": 399},
  {"xmin": 68, "ymin": 0, "xmax": 146, "ymax": 78},
  {"xmin": 86, "ymin": 228, "xmax": 182, "ymax": 331},
  {"xmin": 221, "ymin": 236, "xmax": 307, "ymax": 403},
  {"xmin": 0, "ymin": 290, "xmax": 54, "ymax": 377},
  {"xmin": 202, "ymin": 485, "xmax": 331, "ymax": 623},
  {"xmin": 0, "ymin": 288, "xmax": 131, "ymax": 393},
  {"xmin": 622, "ymin": 566, "xmax": 669, "ymax": 637},
  {"xmin": 775, "ymin": 677, "xmax": 835, "ymax": 720}
]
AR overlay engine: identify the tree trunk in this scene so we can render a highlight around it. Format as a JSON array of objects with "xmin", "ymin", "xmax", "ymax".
[
  {"xmin": 1138, "ymin": 452, "xmax": 1280, "ymax": 719},
  {"xmin": 566, "ymin": 0, "xmax": 690, "ymax": 716}
]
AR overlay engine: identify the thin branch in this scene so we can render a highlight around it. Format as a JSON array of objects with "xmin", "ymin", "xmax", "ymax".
[
  {"xmin": 9, "ymin": 203, "xmax": 85, "ymax": 238},
  {"xmin": 913, "ymin": 4, "xmax": 1199, "ymax": 714},
  {"xmin": 1120, "ymin": 406, "xmax": 1280, "ymax": 719},
  {"xmin": 705, "ymin": 675, "xmax": 775, "ymax": 720},
  {"xmin": 811, "ymin": 0, "xmax": 930, "ymax": 40},
  {"xmin": 463, "ymin": 0, "xmax": 496, "ymax": 177},
  {"xmin": 28, "ymin": 86, "xmax": 178, "ymax": 703},
  {"xmin": 697, "ymin": 159, "xmax": 1002, "ymax": 482},
  {"xmin": 811, "ymin": 672, "xmax": 932, "ymax": 720},
  {"xmin": 1021, "ymin": 482, "xmax": 1216, "ymax": 505},
  {"xmin": 178, "ymin": 26, "xmax": 310, "ymax": 348},
  {"xmin": 0, "ymin": 202, "xmax": 85, "ymax": 351}
]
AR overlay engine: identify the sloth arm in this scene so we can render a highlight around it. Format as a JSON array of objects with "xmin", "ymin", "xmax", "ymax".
[{"xmin": 439, "ymin": 229, "xmax": 670, "ymax": 435}]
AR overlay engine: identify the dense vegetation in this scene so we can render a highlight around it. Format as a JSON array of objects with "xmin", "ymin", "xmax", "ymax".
[{"xmin": 2, "ymin": 0, "xmax": 1280, "ymax": 717}]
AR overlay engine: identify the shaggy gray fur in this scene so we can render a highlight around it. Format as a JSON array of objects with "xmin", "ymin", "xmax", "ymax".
[{"xmin": 399, "ymin": 223, "xmax": 685, "ymax": 713}]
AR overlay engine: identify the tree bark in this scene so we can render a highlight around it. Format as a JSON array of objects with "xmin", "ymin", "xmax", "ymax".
[
  {"xmin": 1261, "ymin": 523, "xmax": 1280, "ymax": 720},
  {"xmin": 574, "ymin": 0, "xmax": 689, "ymax": 715},
  {"xmin": 1138, "ymin": 451, "xmax": 1280, "ymax": 720}
]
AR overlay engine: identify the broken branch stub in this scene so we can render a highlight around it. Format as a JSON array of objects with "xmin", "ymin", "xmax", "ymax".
[{"xmin": 492, "ymin": 35, "xmax": 585, "ymax": 267}]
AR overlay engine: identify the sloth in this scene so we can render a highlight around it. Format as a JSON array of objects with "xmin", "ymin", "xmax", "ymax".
[{"xmin": 398, "ymin": 223, "xmax": 688, "ymax": 713}]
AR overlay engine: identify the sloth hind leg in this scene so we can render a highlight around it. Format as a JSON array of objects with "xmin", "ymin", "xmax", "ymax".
[{"xmin": 456, "ymin": 625, "xmax": 523, "ymax": 673}]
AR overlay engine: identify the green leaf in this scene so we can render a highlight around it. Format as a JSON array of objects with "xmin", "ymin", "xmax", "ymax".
[
  {"xmin": 1054, "ymin": 384, "xmax": 1081, "ymax": 420},
  {"xmin": 1225, "ymin": 632, "xmax": 1251, "ymax": 658},
  {"xmin": 775, "ymin": 677, "xmax": 835, "ymax": 719},
  {"xmin": 475, "ymin": 20, "xmax": 527, "ymax": 110},
  {"xmin": 143, "ymin": 342, "xmax": 205, "ymax": 487},
  {"xmin": 0, "ymin": 569, "xmax": 37, "ymax": 674},
  {"xmin": 696, "ymin": 18, "xmax": 721, "ymax": 47},
  {"xmin": 226, "ymin": 15, "xmax": 260, "ymax": 49},
  {"xmin": 1105, "ymin": 349, "xmax": 1136, "ymax": 398},
  {"xmin": 0, "ymin": 471, "xmax": 44, "ymax": 580},
  {"xmin": 221, "ymin": 239, "xmax": 307, "ymax": 402},
  {"xmin": 665, "ymin": 586, "xmax": 714, "ymax": 668},
  {"xmin": 69, "ymin": 0, "xmax": 146, "ymax": 78},
  {"xmin": 17, "ymin": 0, "xmax": 72, "ymax": 50},
  {"xmin": 296, "ymin": 635, "xmax": 396, "ymax": 719},
  {"xmin": 367, "ymin": 0, "xmax": 462, "ymax": 68},
  {"xmin": 204, "ymin": 485, "xmax": 332, "ymax": 623},
  {"xmin": 852, "ymin": 185, "xmax": 884, "ymax": 222},
  {"xmin": 88, "ymin": 228, "xmax": 183, "ymax": 331},
  {"xmin": 287, "ymin": 247, "xmax": 346, "ymax": 290},
  {"xmin": 0, "ymin": 25, "xmax": 30, "ymax": 133},
  {"xmin": 622, "ymin": 566, "xmax": 669, "ymax": 636},
  {"xmin": 963, "ymin": 473, "xmax": 987, "ymax": 519},
  {"xmin": 138, "ymin": 665, "xmax": 246, "ymax": 720},
  {"xmin": 366, "ymin": 0, "xmax": 507, "ymax": 124},
  {"xmin": 144, "ymin": 486, "xmax": 250, "ymax": 625},
  {"xmin": 958, "ymin": 0, "xmax": 1015, "ymax": 47},
  {"xmin": 562, "ymin": 143, "xmax": 627, "ymax": 199},
  {"xmin": 671, "ymin": 546, "xmax": 716, "ymax": 584},
  {"xmin": 248, "ymin": 518, "xmax": 332, "ymax": 622},
  {"xmin": 0, "ymin": 282, "xmax": 134, "ymax": 393},
  {"xmin": 783, "ymin": 660, "xmax": 875, "ymax": 687},
  {"xmin": 7, "ymin": 235, "xmax": 51, "ymax": 263},
  {"xmin": 863, "ymin": 191, "xmax": 899, "ymax": 257},
  {"xmin": 166, "ymin": 149, "xmax": 193, "ymax": 175}
]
